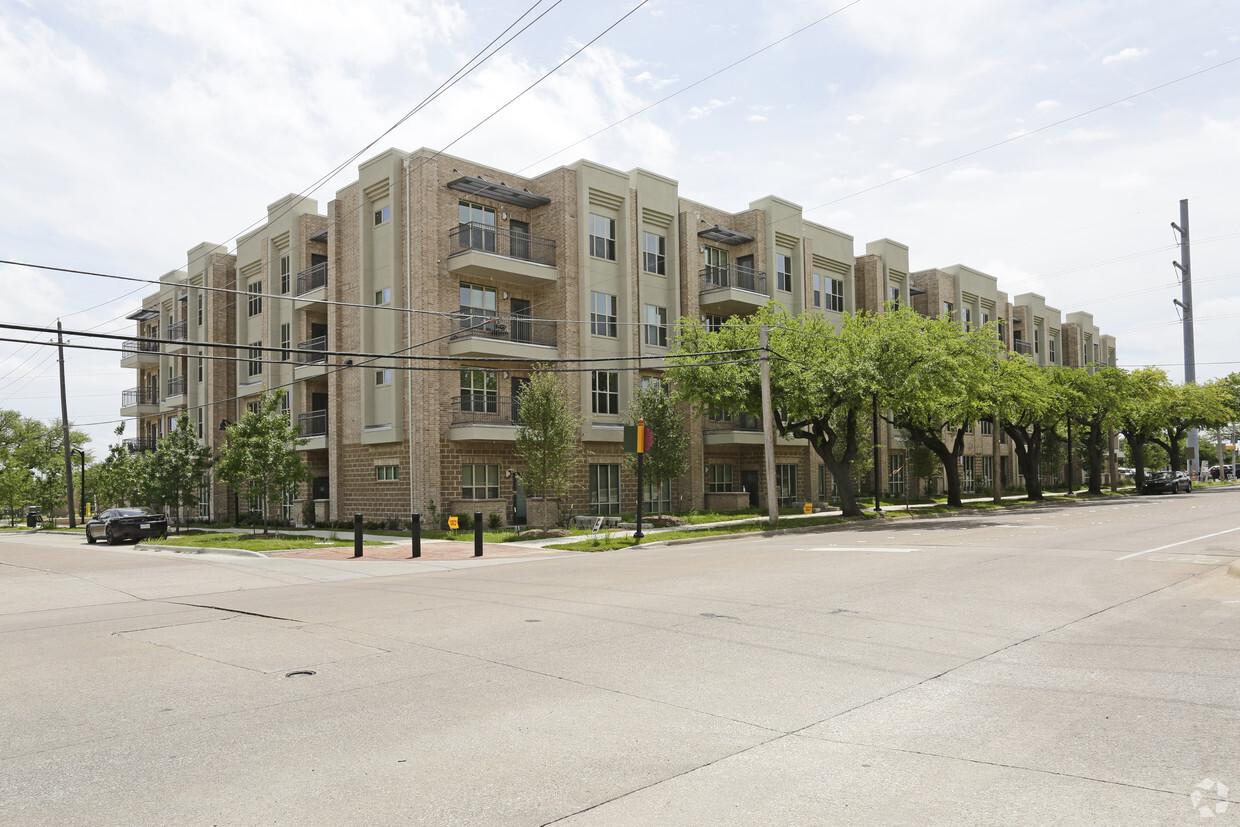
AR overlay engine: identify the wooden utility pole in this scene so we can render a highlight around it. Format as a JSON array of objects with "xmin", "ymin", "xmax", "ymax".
[
  {"xmin": 57, "ymin": 321, "xmax": 76, "ymax": 528},
  {"xmin": 759, "ymin": 325, "xmax": 778, "ymax": 527}
]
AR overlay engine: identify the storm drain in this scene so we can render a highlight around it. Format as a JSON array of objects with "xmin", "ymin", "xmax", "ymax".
[{"xmin": 285, "ymin": 670, "xmax": 317, "ymax": 678}]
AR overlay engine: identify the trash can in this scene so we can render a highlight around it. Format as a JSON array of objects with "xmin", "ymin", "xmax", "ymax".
[{"xmin": 26, "ymin": 506, "xmax": 40, "ymax": 528}]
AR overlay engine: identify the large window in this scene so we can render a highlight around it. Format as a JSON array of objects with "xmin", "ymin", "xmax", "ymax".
[
  {"xmin": 589, "ymin": 213, "xmax": 616, "ymax": 260},
  {"xmin": 812, "ymin": 273, "xmax": 822, "ymax": 308},
  {"xmin": 589, "ymin": 464, "xmax": 620, "ymax": 515},
  {"xmin": 642, "ymin": 231, "xmax": 666, "ymax": 275},
  {"xmin": 981, "ymin": 455, "xmax": 994, "ymax": 490},
  {"xmin": 462, "ymin": 464, "xmax": 499, "ymax": 499},
  {"xmin": 963, "ymin": 307, "xmax": 973, "ymax": 332},
  {"xmin": 247, "ymin": 282, "xmax": 262, "ymax": 317},
  {"xmin": 643, "ymin": 480, "xmax": 671, "ymax": 512},
  {"xmin": 828, "ymin": 277, "xmax": 845, "ymax": 312},
  {"xmin": 943, "ymin": 301, "xmax": 954, "ymax": 318},
  {"xmin": 247, "ymin": 342, "xmax": 262, "ymax": 377},
  {"xmin": 888, "ymin": 454, "xmax": 906, "ymax": 496},
  {"xmin": 460, "ymin": 283, "xmax": 498, "ymax": 330},
  {"xmin": 644, "ymin": 304, "xmax": 667, "ymax": 348},
  {"xmin": 591, "ymin": 370, "xmax": 619, "ymax": 415},
  {"xmin": 776, "ymin": 253, "xmax": 793, "ymax": 292},
  {"xmin": 458, "ymin": 202, "xmax": 496, "ymax": 251},
  {"xmin": 196, "ymin": 293, "xmax": 204, "ymax": 327},
  {"xmin": 279, "ymin": 254, "xmax": 290, "ymax": 294},
  {"xmin": 280, "ymin": 323, "xmax": 290, "ymax": 361},
  {"xmin": 962, "ymin": 458, "xmax": 976, "ymax": 494},
  {"xmin": 704, "ymin": 314, "xmax": 724, "ymax": 332},
  {"xmin": 590, "ymin": 292, "xmax": 617, "ymax": 337},
  {"xmin": 775, "ymin": 464, "xmax": 797, "ymax": 505},
  {"xmin": 460, "ymin": 369, "xmax": 498, "ymax": 413},
  {"xmin": 707, "ymin": 464, "xmax": 733, "ymax": 493},
  {"xmin": 1049, "ymin": 337, "xmax": 1057, "ymax": 363},
  {"xmin": 704, "ymin": 246, "xmax": 728, "ymax": 286}
]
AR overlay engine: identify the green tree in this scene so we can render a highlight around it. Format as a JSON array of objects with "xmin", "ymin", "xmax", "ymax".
[
  {"xmin": 514, "ymin": 367, "xmax": 584, "ymax": 526},
  {"xmin": 1149, "ymin": 380, "xmax": 1233, "ymax": 473},
  {"xmin": 1114, "ymin": 367, "xmax": 1171, "ymax": 491},
  {"xmin": 92, "ymin": 425, "xmax": 140, "ymax": 509},
  {"xmin": 993, "ymin": 357, "xmax": 1069, "ymax": 501},
  {"xmin": 865, "ymin": 307, "xmax": 1002, "ymax": 507},
  {"xmin": 149, "ymin": 412, "xmax": 213, "ymax": 533},
  {"xmin": 216, "ymin": 391, "xmax": 309, "ymax": 535},
  {"xmin": 623, "ymin": 381, "xmax": 690, "ymax": 516},
  {"xmin": 1056, "ymin": 367, "xmax": 1127, "ymax": 495},
  {"xmin": 668, "ymin": 304, "xmax": 872, "ymax": 517}
]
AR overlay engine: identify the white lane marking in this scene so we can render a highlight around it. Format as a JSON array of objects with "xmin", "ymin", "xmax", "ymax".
[
  {"xmin": 800, "ymin": 546, "xmax": 919, "ymax": 553},
  {"xmin": 1115, "ymin": 526, "xmax": 1240, "ymax": 560}
]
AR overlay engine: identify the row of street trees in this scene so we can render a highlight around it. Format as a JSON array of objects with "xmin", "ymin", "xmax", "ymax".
[{"xmin": 0, "ymin": 410, "xmax": 88, "ymax": 522}]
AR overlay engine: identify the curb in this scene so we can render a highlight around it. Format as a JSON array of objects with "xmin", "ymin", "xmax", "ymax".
[{"xmin": 136, "ymin": 542, "xmax": 266, "ymax": 558}]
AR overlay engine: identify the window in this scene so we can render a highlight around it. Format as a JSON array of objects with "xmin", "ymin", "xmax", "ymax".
[
  {"xmin": 942, "ymin": 301, "xmax": 953, "ymax": 318},
  {"xmin": 643, "ymin": 480, "xmax": 671, "ymax": 512},
  {"xmin": 375, "ymin": 287, "xmax": 391, "ymax": 305},
  {"xmin": 704, "ymin": 247, "xmax": 729, "ymax": 286},
  {"xmin": 1049, "ymin": 338, "xmax": 1057, "ymax": 363},
  {"xmin": 812, "ymin": 274, "xmax": 822, "ymax": 308},
  {"xmin": 888, "ymin": 454, "xmax": 906, "ymax": 496},
  {"xmin": 459, "ymin": 282, "xmax": 497, "ymax": 330},
  {"xmin": 461, "ymin": 464, "xmax": 499, "ymax": 499},
  {"xmin": 776, "ymin": 253, "xmax": 793, "ymax": 292},
  {"xmin": 589, "ymin": 464, "xmax": 620, "ymax": 514},
  {"xmin": 963, "ymin": 308, "xmax": 973, "ymax": 331},
  {"xmin": 460, "ymin": 369, "xmax": 497, "ymax": 413},
  {"xmin": 704, "ymin": 314, "xmax": 724, "ymax": 333},
  {"xmin": 889, "ymin": 285, "xmax": 902, "ymax": 308},
  {"xmin": 644, "ymin": 304, "xmax": 667, "ymax": 347},
  {"xmin": 196, "ymin": 293, "xmax": 204, "ymax": 327},
  {"xmin": 247, "ymin": 282, "xmax": 262, "ymax": 317},
  {"xmin": 828, "ymin": 278, "xmax": 845, "ymax": 312},
  {"xmin": 197, "ymin": 350, "xmax": 204, "ymax": 383},
  {"xmin": 374, "ymin": 205, "xmax": 391, "ymax": 225},
  {"xmin": 981, "ymin": 456, "xmax": 994, "ymax": 489},
  {"xmin": 197, "ymin": 475, "xmax": 211, "ymax": 520},
  {"xmin": 280, "ymin": 323, "xmax": 290, "ymax": 361},
  {"xmin": 247, "ymin": 400, "xmax": 260, "ymax": 415},
  {"xmin": 1034, "ymin": 329, "xmax": 1041, "ymax": 354},
  {"xmin": 196, "ymin": 413, "xmax": 203, "ymax": 439},
  {"xmin": 1092, "ymin": 343, "xmax": 1100, "ymax": 364},
  {"xmin": 707, "ymin": 464, "xmax": 733, "ymax": 493},
  {"xmin": 376, "ymin": 465, "xmax": 400, "ymax": 482},
  {"xmin": 642, "ymin": 231, "xmax": 666, "ymax": 275},
  {"xmin": 708, "ymin": 406, "xmax": 733, "ymax": 423},
  {"xmin": 590, "ymin": 292, "xmax": 617, "ymax": 337},
  {"xmin": 591, "ymin": 370, "xmax": 619, "ymax": 415},
  {"xmin": 981, "ymin": 418, "xmax": 993, "ymax": 435},
  {"xmin": 375, "ymin": 368, "xmax": 392, "ymax": 386},
  {"xmin": 279, "ymin": 254, "xmax": 290, "ymax": 294},
  {"xmin": 589, "ymin": 213, "xmax": 616, "ymax": 260},
  {"xmin": 775, "ymin": 464, "xmax": 797, "ymax": 505},
  {"xmin": 962, "ymin": 458, "xmax": 975, "ymax": 494},
  {"xmin": 247, "ymin": 342, "xmax": 262, "ymax": 377},
  {"xmin": 458, "ymin": 202, "xmax": 496, "ymax": 251},
  {"xmin": 982, "ymin": 312, "xmax": 990, "ymax": 327}
]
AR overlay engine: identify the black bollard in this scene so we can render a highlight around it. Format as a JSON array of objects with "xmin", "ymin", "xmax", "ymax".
[
  {"xmin": 353, "ymin": 513, "xmax": 363, "ymax": 558},
  {"xmin": 474, "ymin": 511, "xmax": 483, "ymax": 557},
  {"xmin": 411, "ymin": 513, "xmax": 421, "ymax": 559}
]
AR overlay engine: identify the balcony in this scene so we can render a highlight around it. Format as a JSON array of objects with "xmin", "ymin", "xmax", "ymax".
[
  {"xmin": 123, "ymin": 437, "xmax": 157, "ymax": 453},
  {"xmin": 703, "ymin": 411, "xmax": 799, "ymax": 446},
  {"xmin": 447, "ymin": 313, "xmax": 557, "ymax": 360},
  {"xmin": 447, "ymin": 394, "xmax": 520, "ymax": 441},
  {"xmin": 166, "ymin": 376, "xmax": 186, "ymax": 398},
  {"xmin": 296, "ymin": 410, "xmax": 328, "ymax": 451},
  {"xmin": 447, "ymin": 222, "xmax": 557, "ymax": 287},
  {"xmin": 295, "ymin": 262, "xmax": 328, "ymax": 309},
  {"xmin": 120, "ymin": 386, "xmax": 159, "ymax": 417},
  {"xmin": 120, "ymin": 337, "xmax": 160, "ymax": 368},
  {"xmin": 167, "ymin": 320, "xmax": 188, "ymax": 353},
  {"xmin": 699, "ymin": 266, "xmax": 769, "ymax": 316},
  {"xmin": 1013, "ymin": 339, "xmax": 1033, "ymax": 356},
  {"xmin": 294, "ymin": 335, "xmax": 328, "ymax": 377}
]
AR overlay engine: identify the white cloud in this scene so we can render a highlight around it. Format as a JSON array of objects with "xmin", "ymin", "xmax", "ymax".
[
  {"xmin": 1035, "ymin": 100, "xmax": 1060, "ymax": 113},
  {"xmin": 845, "ymin": 113, "xmax": 865, "ymax": 124},
  {"xmin": 684, "ymin": 97, "xmax": 736, "ymax": 120},
  {"xmin": 634, "ymin": 70, "xmax": 678, "ymax": 90},
  {"xmin": 1048, "ymin": 128, "xmax": 1118, "ymax": 143},
  {"xmin": 746, "ymin": 114, "xmax": 767, "ymax": 123},
  {"xmin": 1102, "ymin": 47, "xmax": 1150, "ymax": 65}
]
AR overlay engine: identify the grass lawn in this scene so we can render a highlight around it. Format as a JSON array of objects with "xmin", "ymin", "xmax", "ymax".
[{"xmin": 152, "ymin": 532, "xmax": 391, "ymax": 552}]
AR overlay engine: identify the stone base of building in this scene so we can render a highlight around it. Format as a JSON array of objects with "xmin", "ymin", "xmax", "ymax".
[{"xmin": 705, "ymin": 491, "xmax": 751, "ymax": 512}]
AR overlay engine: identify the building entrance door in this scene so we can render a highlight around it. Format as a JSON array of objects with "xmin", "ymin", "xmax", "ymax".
[
  {"xmin": 513, "ymin": 473, "xmax": 526, "ymax": 525},
  {"xmin": 741, "ymin": 470, "xmax": 760, "ymax": 508}
]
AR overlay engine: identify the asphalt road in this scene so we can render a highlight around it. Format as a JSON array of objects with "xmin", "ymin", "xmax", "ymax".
[{"xmin": 2, "ymin": 489, "xmax": 1238, "ymax": 825}]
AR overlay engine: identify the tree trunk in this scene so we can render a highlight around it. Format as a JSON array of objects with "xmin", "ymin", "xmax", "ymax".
[
  {"xmin": 1087, "ymin": 421, "xmax": 1104, "ymax": 495},
  {"xmin": 1004, "ymin": 423, "xmax": 1045, "ymax": 501},
  {"xmin": 806, "ymin": 408, "xmax": 863, "ymax": 517}
]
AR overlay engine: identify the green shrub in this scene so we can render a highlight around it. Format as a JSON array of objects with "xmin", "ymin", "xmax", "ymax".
[{"xmin": 488, "ymin": 512, "xmax": 503, "ymax": 530}]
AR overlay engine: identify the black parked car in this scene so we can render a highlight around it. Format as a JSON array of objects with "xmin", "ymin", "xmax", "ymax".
[
  {"xmin": 85, "ymin": 508, "xmax": 168, "ymax": 545},
  {"xmin": 1142, "ymin": 471, "xmax": 1192, "ymax": 495}
]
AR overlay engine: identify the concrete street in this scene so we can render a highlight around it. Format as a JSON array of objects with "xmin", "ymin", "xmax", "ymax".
[{"xmin": 2, "ymin": 489, "xmax": 1238, "ymax": 825}]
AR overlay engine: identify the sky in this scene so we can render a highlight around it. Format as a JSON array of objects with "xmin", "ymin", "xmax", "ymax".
[{"xmin": 2, "ymin": 0, "xmax": 1238, "ymax": 454}]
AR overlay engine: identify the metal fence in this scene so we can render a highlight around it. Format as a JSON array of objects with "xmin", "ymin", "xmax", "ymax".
[{"xmin": 448, "ymin": 222, "xmax": 556, "ymax": 267}]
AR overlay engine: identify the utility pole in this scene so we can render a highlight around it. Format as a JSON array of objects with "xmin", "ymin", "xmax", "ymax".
[
  {"xmin": 1172, "ymin": 199, "xmax": 1198, "ymax": 475},
  {"xmin": 57, "ymin": 321, "xmax": 76, "ymax": 528},
  {"xmin": 759, "ymin": 325, "xmax": 778, "ymax": 527}
]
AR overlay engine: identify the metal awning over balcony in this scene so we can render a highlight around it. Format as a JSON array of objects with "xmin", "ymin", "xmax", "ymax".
[
  {"xmin": 126, "ymin": 308, "xmax": 159, "ymax": 322},
  {"xmin": 698, "ymin": 224, "xmax": 754, "ymax": 245},
  {"xmin": 446, "ymin": 175, "xmax": 550, "ymax": 208}
]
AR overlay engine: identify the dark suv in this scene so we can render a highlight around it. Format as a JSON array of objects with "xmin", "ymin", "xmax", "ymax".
[{"xmin": 1143, "ymin": 471, "xmax": 1192, "ymax": 495}]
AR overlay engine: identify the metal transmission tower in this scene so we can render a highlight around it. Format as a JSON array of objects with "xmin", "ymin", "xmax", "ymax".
[{"xmin": 1171, "ymin": 199, "xmax": 1198, "ymax": 474}]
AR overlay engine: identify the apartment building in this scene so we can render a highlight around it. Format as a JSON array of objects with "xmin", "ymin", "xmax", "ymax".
[{"xmin": 118, "ymin": 147, "xmax": 1118, "ymax": 523}]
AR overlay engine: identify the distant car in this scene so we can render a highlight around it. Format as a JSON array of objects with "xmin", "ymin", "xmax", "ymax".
[
  {"xmin": 1210, "ymin": 464, "xmax": 1238, "ymax": 480},
  {"xmin": 85, "ymin": 507, "xmax": 168, "ymax": 545},
  {"xmin": 1142, "ymin": 471, "xmax": 1192, "ymax": 495}
]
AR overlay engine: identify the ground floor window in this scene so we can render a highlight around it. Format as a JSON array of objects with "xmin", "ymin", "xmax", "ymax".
[
  {"xmin": 462, "ymin": 464, "xmax": 499, "ymax": 500},
  {"xmin": 589, "ymin": 464, "xmax": 620, "ymax": 515},
  {"xmin": 818, "ymin": 465, "xmax": 827, "ymax": 501},
  {"xmin": 197, "ymin": 475, "xmax": 211, "ymax": 520},
  {"xmin": 962, "ymin": 457, "xmax": 975, "ymax": 494},
  {"xmin": 642, "ymin": 479, "xmax": 670, "ymax": 512},
  {"xmin": 775, "ymin": 464, "xmax": 797, "ymax": 506},
  {"xmin": 888, "ymin": 454, "xmax": 906, "ymax": 496},
  {"xmin": 707, "ymin": 464, "xmax": 733, "ymax": 493},
  {"xmin": 282, "ymin": 489, "xmax": 296, "ymax": 523},
  {"xmin": 981, "ymin": 456, "xmax": 994, "ymax": 490}
]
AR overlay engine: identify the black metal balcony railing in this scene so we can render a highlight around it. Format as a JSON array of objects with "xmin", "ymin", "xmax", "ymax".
[
  {"xmin": 123, "ymin": 437, "xmax": 158, "ymax": 453},
  {"xmin": 1013, "ymin": 339, "xmax": 1033, "ymax": 355},
  {"xmin": 296, "ymin": 262, "xmax": 328, "ymax": 296},
  {"xmin": 705, "ymin": 411, "xmax": 763, "ymax": 432},
  {"xmin": 297, "ymin": 410, "xmax": 328, "ymax": 438},
  {"xmin": 451, "ymin": 312, "xmax": 556, "ymax": 348},
  {"xmin": 700, "ymin": 265, "xmax": 767, "ymax": 294},
  {"xmin": 449, "ymin": 222, "xmax": 556, "ymax": 267},
  {"xmin": 122, "ymin": 338, "xmax": 160, "ymax": 355},
  {"xmin": 448, "ymin": 394, "xmax": 522, "ymax": 426},
  {"xmin": 297, "ymin": 336, "xmax": 327, "ymax": 364},
  {"xmin": 122, "ymin": 386, "xmax": 159, "ymax": 408},
  {"xmin": 167, "ymin": 320, "xmax": 188, "ymax": 341},
  {"xmin": 167, "ymin": 376, "xmax": 186, "ymax": 397}
]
